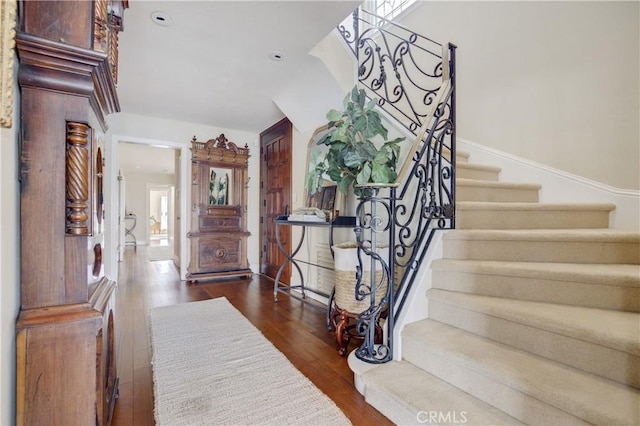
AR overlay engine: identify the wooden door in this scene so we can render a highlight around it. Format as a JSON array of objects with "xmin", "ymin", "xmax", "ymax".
[{"xmin": 260, "ymin": 118, "xmax": 292, "ymax": 282}]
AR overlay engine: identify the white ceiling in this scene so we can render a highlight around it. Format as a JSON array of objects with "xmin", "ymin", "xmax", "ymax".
[
  {"xmin": 118, "ymin": 142, "xmax": 177, "ymax": 176},
  {"xmin": 116, "ymin": 0, "xmax": 361, "ymax": 134}
]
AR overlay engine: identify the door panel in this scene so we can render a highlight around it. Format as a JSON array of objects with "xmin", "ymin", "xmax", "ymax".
[{"xmin": 260, "ymin": 118, "xmax": 292, "ymax": 282}]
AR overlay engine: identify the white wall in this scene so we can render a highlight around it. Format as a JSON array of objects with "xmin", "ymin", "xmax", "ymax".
[
  {"xmin": 397, "ymin": 1, "xmax": 639, "ymax": 190},
  {"xmin": 106, "ymin": 112, "xmax": 261, "ymax": 279},
  {"xmin": 122, "ymin": 171, "xmax": 175, "ymax": 245},
  {"xmin": 0, "ymin": 62, "xmax": 20, "ymax": 426},
  {"xmin": 309, "ymin": 29, "xmax": 357, "ymax": 94}
]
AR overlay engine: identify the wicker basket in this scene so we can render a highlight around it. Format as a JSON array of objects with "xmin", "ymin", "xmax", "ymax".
[{"xmin": 332, "ymin": 243, "xmax": 389, "ymax": 313}]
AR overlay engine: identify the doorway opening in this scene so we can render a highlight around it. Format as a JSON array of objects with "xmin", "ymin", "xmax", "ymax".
[
  {"xmin": 148, "ymin": 184, "xmax": 175, "ymax": 261},
  {"xmin": 111, "ymin": 138, "xmax": 187, "ymax": 277},
  {"xmin": 149, "ymin": 188, "xmax": 170, "ymax": 242}
]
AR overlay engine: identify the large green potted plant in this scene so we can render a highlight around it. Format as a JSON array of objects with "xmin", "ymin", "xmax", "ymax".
[{"xmin": 305, "ymin": 87, "xmax": 405, "ymax": 197}]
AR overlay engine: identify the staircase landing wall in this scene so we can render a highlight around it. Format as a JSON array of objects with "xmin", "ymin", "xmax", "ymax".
[{"xmin": 459, "ymin": 138, "xmax": 640, "ymax": 231}]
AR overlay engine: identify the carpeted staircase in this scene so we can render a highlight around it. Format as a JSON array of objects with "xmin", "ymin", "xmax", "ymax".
[{"xmin": 354, "ymin": 152, "xmax": 640, "ymax": 425}]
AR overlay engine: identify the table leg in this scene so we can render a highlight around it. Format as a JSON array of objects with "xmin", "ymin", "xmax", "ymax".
[{"xmin": 273, "ymin": 223, "xmax": 306, "ymax": 301}]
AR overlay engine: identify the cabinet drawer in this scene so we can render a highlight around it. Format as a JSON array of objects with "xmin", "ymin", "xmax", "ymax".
[
  {"xmin": 199, "ymin": 216, "xmax": 241, "ymax": 231},
  {"xmin": 196, "ymin": 237, "xmax": 242, "ymax": 271}
]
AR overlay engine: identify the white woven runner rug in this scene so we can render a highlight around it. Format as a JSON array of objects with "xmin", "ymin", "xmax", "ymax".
[{"xmin": 150, "ymin": 297, "xmax": 352, "ymax": 425}]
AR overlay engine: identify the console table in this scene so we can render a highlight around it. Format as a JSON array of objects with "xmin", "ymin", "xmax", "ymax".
[
  {"xmin": 124, "ymin": 214, "xmax": 137, "ymax": 249},
  {"xmin": 273, "ymin": 215, "xmax": 356, "ymax": 326}
]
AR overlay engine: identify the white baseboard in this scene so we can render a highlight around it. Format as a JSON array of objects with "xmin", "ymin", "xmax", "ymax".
[{"xmin": 458, "ymin": 138, "xmax": 640, "ymax": 231}]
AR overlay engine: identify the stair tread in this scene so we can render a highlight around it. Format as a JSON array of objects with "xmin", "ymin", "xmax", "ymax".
[
  {"xmin": 456, "ymin": 201, "xmax": 616, "ymax": 211},
  {"xmin": 427, "ymin": 289, "xmax": 640, "ymax": 355},
  {"xmin": 361, "ymin": 360, "xmax": 523, "ymax": 425},
  {"xmin": 431, "ymin": 259, "xmax": 640, "ymax": 287},
  {"xmin": 444, "ymin": 228, "xmax": 640, "ymax": 242},
  {"xmin": 456, "ymin": 178, "xmax": 541, "ymax": 189},
  {"xmin": 404, "ymin": 319, "xmax": 640, "ymax": 425}
]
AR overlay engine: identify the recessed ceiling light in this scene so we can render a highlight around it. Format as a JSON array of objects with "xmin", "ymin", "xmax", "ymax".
[
  {"xmin": 151, "ymin": 11, "xmax": 173, "ymax": 26},
  {"xmin": 269, "ymin": 51, "xmax": 284, "ymax": 61}
]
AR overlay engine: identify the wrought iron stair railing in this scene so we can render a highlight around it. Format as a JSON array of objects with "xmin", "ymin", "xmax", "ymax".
[{"xmin": 337, "ymin": 8, "xmax": 456, "ymax": 363}]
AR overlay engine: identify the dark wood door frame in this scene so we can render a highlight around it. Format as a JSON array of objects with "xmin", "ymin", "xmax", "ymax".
[{"xmin": 259, "ymin": 117, "xmax": 292, "ymax": 282}]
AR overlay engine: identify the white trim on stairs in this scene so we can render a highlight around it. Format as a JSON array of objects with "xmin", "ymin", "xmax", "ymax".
[
  {"xmin": 458, "ymin": 138, "xmax": 640, "ymax": 231},
  {"xmin": 390, "ymin": 137, "xmax": 640, "ymax": 360}
]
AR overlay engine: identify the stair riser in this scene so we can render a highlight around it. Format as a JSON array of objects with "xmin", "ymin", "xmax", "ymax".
[
  {"xmin": 363, "ymin": 385, "xmax": 422, "ymax": 426},
  {"xmin": 428, "ymin": 299, "xmax": 640, "ymax": 388},
  {"xmin": 443, "ymin": 153, "xmax": 469, "ymax": 163},
  {"xmin": 456, "ymin": 210, "xmax": 611, "ymax": 229},
  {"xmin": 402, "ymin": 321, "xmax": 640, "ymax": 425},
  {"xmin": 431, "ymin": 269, "xmax": 640, "ymax": 312},
  {"xmin": 457, "ymin": 167, "xmax": 500, "ymax": 181},
  {"xmin": 402, "ymin": 337, "xmax": 591, "ymax": 425},
  {"xmin": 456, "ymin": 186, "xmax": 539, "ymax": 202},
  {"xmin": 361, "ymin": 364, "xmax": 522, "ymax": 426},
  {"xmin": 443, "ymin": 239, "xmax": 640, "ymax": 264}
]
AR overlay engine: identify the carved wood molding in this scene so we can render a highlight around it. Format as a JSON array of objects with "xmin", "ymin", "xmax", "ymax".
[
  {"xmin": 0, "ymin": 0, "xmax": 17, "ymax": 128},
  {"xmin": 94, "ymin": 0, "xmax": 124, "ymax": 85},
  {"xmin": 16, "ymin": 32, "xmax": 120, "ymax": 131},
  {"xmin": 191, "ymin": 134, "xmax": 250, "ymax": 165},
  {"xmin": 16, "ymin": 302, "xmax": 103, "ymax": 327},
  {"xmin": 66, "ymin": 122, "xmax": 90, "ymax": 235}
]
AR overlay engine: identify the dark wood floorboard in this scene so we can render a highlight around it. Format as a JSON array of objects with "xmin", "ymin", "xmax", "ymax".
[{"xmin": 111, "ymin": 246, "xmax": 392, "ymax": 426}]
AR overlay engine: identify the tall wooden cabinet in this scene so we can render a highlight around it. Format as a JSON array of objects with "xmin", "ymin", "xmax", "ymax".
[
  {"xmin": 15, "ymin": 1, "xmax": 127, "ymax": 425},
  {"xmin": 187, "ymin": 135, "xmax": 252, "ymax": 282}
]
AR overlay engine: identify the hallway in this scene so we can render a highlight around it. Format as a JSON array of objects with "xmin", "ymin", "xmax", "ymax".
[{"xmin": 111, "ymin": 246, "xmax": 391, "ymax": 425}]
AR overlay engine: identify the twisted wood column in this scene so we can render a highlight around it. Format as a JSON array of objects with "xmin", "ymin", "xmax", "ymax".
[
  {"xmin": 107, "ymin": 13, "xmax": 122, "ymax": 83},
  {"xmin": 66, "ymin": 121, "xmax": 89, "ymax": 235},
  {"xmin": 93, "ymin": 0, "xmax": 108, "ymax": 53}
]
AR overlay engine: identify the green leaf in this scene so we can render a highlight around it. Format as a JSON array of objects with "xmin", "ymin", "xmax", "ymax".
[
  {"xmin": 356, "ymin": 111, "xmax": 387, "ymax": 140},
  {"xmin": 371, "ymin": 162, "xmax": 392, "ymax": 183},
  {"xmin": 338, "ymin": 175, "xmax": 354, "ymax": 195},
  {"xmin": 304, "ymin": 166, "xmax": 326, "ymax": 194},
  {"xmin": 326, "ymin": 109, "xmax": 343, "ymax": 122},
  {"xmin": 374, "ymin": 146, "xmax": 391, "ymax": 164},
  {"xmin": 387, "ymin": 136, "xmax": 405, "ymax": 145},
  {"xmin": 342, "ymin": 91, "xmax": 352, "ymax": 108},
  {"xmin": 315, "ymin": 85, "xmax": 407, "ymax": 195},
  {"xmin": 316, "ymin": 132, "xmax": 334, "ymax": 146},
  {"xmin": 351, "ymin": 87, "xmax": 366, "ymax": 109},
  {"xmin": 304, "ymin": 171, "xmax": 313, "ymax": 191},
  {"xmin": 327, "ymin": 168, "xmax": 343, "ymax": 183},
  {"xmin": 360, "ymin": 141, "xmax": 379, "ymax": 158},
  {"xmin": 383, "ymin": 138, "xmax": 404, "ymax": 161},
  {"xmin": 343, "ymin": 149, "xmax": 367, "ymax": 168},
  {"xmin": 365, "ymin": 98, "xmax": 378, "ymax": 111},
  {"xmin": 331, "ymin": 124, "xmax": 349, "ymax": 142},
  {"xmin": 356, "ymin": 162, "xmax": 372, "ymax": 184}
]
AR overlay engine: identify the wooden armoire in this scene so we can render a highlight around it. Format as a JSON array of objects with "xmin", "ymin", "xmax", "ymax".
[
  {"xmin": 187, "ymin": 135, "xmax": 252, "ymax": 282},
  {"xmin": 15, "ymin": 1, "xmax": 127, "ymax": 425}
]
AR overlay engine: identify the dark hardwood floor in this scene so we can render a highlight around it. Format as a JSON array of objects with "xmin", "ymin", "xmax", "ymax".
[{"xmin": 111, "ymin": 246, "xmax": 392, "ymax": 426}]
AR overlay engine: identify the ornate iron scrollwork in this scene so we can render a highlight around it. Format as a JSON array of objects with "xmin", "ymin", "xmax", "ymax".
[{"xmin": 338, "ymin": 8, "xmax": 456, "ymax": 364}]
